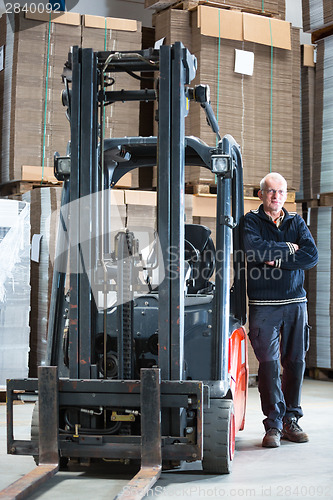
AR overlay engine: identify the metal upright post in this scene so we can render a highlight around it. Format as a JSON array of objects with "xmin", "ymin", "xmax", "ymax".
[
  {"xmin": 68, "ymin": 46, "xmax": 81, "ymax": 380},
  {"xmin": 157, "ymin": 45, "xmax": 172, "ymax": 381},
  {"xmin": 169, "ymin": 43, "xmax": 186, "ymax": 381},
  {"xmin": 78, "ymin": 48, "xmax": 98, "ymax": 379}
]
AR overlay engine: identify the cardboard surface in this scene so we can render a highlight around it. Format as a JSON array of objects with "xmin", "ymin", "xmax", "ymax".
[
  {"xmin": 21, "ymin": 166, "xmax": 58, "ymax": 183},
  {"xmin": 124, "ymin": 190, "xmax": 157, "ymax": 206},
  {"xmin": 243, "ymin": 13, "xmax": 291, "ymax": 50},
  {"xmin": 82, "ymin": 14, "xmax": 138, "ymax": 32},
  {"xmin": 197, "ymin": 6, "xmax": 291, "ymax": 50},
  {"xmin": 198, "ymin": 6, "xmax": 243, "ymax": 41},
  {"xmin": 303, "ymin": 44, "xmax": 315, "ymax": 67},
  {"xmin": 25, "ymin": 11, "xmax": 81, "ymax": 25},
  {"xmin": 110, "ymin": 189, "xmax": 125, "ymax": 206}
]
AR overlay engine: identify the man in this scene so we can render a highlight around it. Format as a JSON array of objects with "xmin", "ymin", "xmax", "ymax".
[{"xmin": 243, "ymin": 172, "xmax": 318, "ymax": 448}]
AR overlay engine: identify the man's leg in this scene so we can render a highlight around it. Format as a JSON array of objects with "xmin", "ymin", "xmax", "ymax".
[
  {"xmin": 280, "ymin": 302, "xmax": 309, "ymax": 442},
  {"xmin": 249, "ymin": 306, "xmax": 285, "ymax": 437}
]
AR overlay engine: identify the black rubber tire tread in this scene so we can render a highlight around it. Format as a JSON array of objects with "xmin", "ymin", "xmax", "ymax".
[
  {"xmin": 31, "ymin": 400, "xmax": 68, "ymax": 468},
  {"xmin": 202, "ymin": 398, "xmax": 234, "ymax": 474},
  {"xmin": 31, "ymin": 400, "xmax": 39, "ymax": 465}
]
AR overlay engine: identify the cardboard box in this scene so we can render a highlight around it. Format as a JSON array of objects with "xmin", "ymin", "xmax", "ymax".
[
  {"xmin": 184, "ymin": 9, "xmax": 300, "ymax": 190},
  {"xmin": 25, "ymin": 10, "xmax": 80, "ymax": 25},
  {"xmin": 82, "ymin": 14, "xmax": 138, "ymax": 32},
  {"xmin": 197, "ymin": 7, "xmax": 243, "ymax": 41},
  {"xmin": 113, "ymin": 171, "xmax": 139, "ymax": 189},
  {"xmin": 124, "ymin": 189, "xmax": 157, "ymax": 206},
  {"xmin": 197, "ymin": 6, "xmax": 291, "ymax": 50},
  {"xmin": 243, "ymin": 12, "xmax": 291, "ymax": 50},
  {"xmin": 302, "ymin": 44, "xmax": 315, "ymax": 67},
  {"xmin": 21, "ymin": 165, "xmax": 59, "ymax": 183}
]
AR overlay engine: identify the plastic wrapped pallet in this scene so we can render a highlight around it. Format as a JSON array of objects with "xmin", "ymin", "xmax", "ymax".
[
  {"xmin": 0, "ymin": 199, "xmax": 30, "ymax": 386},
  {"xmin": 302, "ymin": 0, "xmax": 333, "ymax": 33},
  {"xmin": 307, "ymin": 206, "xmax": 333, "ymax": 370},
  {"xmin": 22, "ymin": 187, "xmax": 62, "ymax": 376}
]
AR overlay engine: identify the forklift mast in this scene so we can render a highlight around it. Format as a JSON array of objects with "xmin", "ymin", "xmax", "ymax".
[{"xmin": 4, "ymin": 43, "xmax": 248, "ymax": 499}]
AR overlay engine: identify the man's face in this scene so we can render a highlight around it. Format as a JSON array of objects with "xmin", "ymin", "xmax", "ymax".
[{"xmin": 258, "ymin": 176, "xmax": 287, "ymax": 215}]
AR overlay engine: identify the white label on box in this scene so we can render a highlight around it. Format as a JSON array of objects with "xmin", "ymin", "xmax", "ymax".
[
  {"xmin": 31, "ymin": 234, "xmax": 43, "ymax": 263},
  {"xmin": 0, "ymin": 46, "xmax": 4, "ymax": 72},
  {"xmin": 234, "ymin": 49, "xmax": 254, "ymax": 76}
]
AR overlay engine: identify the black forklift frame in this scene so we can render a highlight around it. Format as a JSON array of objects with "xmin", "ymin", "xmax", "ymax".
[{"xmin": 4, "ymin": 43, "xmax": 246, "ymax": 499}]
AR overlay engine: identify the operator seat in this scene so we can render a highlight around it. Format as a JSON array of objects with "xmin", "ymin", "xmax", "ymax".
[{"xmin": 184, "ymin": 224, "xmax": 215, "ymax": 294}]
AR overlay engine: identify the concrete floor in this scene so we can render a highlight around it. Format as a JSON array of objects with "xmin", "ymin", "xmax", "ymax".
[{"xmin": 0, "ymin": 378, "xmax": 332, "ymax": 500}]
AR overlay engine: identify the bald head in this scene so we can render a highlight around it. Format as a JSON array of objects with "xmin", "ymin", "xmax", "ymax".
[{"xmin": 260, "ymin": 173, "xmax": 287, "ymax": 191}]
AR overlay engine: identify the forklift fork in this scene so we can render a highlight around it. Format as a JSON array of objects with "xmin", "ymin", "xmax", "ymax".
[{"xmin": 1, "ymin": 367, "xmax": 59, "ymax": 500}]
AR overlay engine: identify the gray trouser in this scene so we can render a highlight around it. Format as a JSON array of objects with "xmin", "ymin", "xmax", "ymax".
[{"xmin": 248, "ymin": 302, "xmax": 310, "ymax": 431}]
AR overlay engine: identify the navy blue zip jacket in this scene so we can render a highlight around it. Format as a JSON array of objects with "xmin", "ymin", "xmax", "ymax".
[{"xmin": 243, "ymin": 204, "xmax": 318, "ymax": 305}]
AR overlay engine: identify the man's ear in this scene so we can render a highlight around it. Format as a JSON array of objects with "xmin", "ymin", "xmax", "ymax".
[{"xmin": 258, "ymin": 189, "xmax": 263, "ymax": 200}]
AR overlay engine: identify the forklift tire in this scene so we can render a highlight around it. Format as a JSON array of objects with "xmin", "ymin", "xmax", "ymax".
[
  {"xmin": 31, "ymin": 400, "xmax": 68, "ymax": 469},
  {"xmin": 202, "ymin": 399, "xmax": 235, "ymax": 474}
]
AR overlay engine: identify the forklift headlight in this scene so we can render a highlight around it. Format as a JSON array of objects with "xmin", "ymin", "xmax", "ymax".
[
  {"xmin": 54, "ymin": 154, "xmax": 71, "ymax": 180},
  {"xmin": 211, "ymin": 154, "xmax": 231, "ymax": 174}
]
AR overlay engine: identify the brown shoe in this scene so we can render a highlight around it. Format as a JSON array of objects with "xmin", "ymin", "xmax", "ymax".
[
  {"xmin": 282, "ymin": 419, "xmax": 309, "ymax": 443},
  {"xmin": 262, "ymin": 428, "xmax": 281, "ymax": 448}
]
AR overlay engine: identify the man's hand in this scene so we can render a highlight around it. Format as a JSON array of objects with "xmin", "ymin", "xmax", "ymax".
[
  {"xmin": 265, "ymin": 261, "xmax": 275, "ymax": 266},
  {"xmin": 292, "ymin": 243, "xmax": 299, "ymax": 252}
]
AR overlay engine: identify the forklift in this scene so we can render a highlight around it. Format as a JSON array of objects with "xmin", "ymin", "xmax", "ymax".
[{"xmin": 3, "ymin": 43, "xmax": 248, "ymax": 499}]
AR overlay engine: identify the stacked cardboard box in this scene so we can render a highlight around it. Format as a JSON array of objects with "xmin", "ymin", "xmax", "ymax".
[
  {"xmin": 82, "ymin": 15, "xmax": 142, "ymax": 189},
  {"xmin": 33, "ymin": 15, "xmax": 81, "ymax": 169},
  {"xmin": 0, "ymin": 13, "xmax": 49, "ymax": 183},
  {"xmin": 312, "ymin": 35, "xmax": 333, "ymax": 196},
  {"xmin": 154, "ymin": 7, "xmax": 300, "ymax": 190},
  {"xmin": 0, "ymin": 12, "xmax": 142, "ymax": 188},
  {"xmin": 302, "ymin": 0, "xmax": 333, "ymax": 33},
  {"xmin": 307, "ymin": 206, "xmax": 333, "ymax": 369},
  {"xmin": 299, "ymin": 45, "xmax": 315, "ymax": 201},
  {"xmin": 82, "ymin": 16, "xmax": 142, "ymax": 143},
  {"xmin": 0, "ymin": 199, "xmax": 30, "ymax": 386}
]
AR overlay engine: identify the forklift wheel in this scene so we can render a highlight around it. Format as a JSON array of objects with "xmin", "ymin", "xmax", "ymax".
[
  {"xmin": 31, "ymin": 400, "xmax": 69, "ymax": 469},
  {"xmin": 202, "ymin": 399, "xmax": 235, "ymax": 474}
]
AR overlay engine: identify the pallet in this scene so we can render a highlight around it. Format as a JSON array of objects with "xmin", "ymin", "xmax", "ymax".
[
  {"xmin": 0, "ymin": 180, "xmax": 62, "ymax": 197},
  {"xmin": 185, "ymin": 183, "xmax": 217, "ymax": 195},
  {"xmin": 311, "ymin": 23, "xmax": 333, "ymax": 44},
  {"xmin": 319, "ymin": 192, "xmax": 333, "ymax": 207},
  {"xmin": 296, "ymin": 198, "xmax": 320, "ymax": 208},
  {"xmin": 307, "ymin": 367, "xmax": 333, "ymax": 381},
  {"xmin": 170, "ymin": 0, "xmax": 282, "ymax": 17}
]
